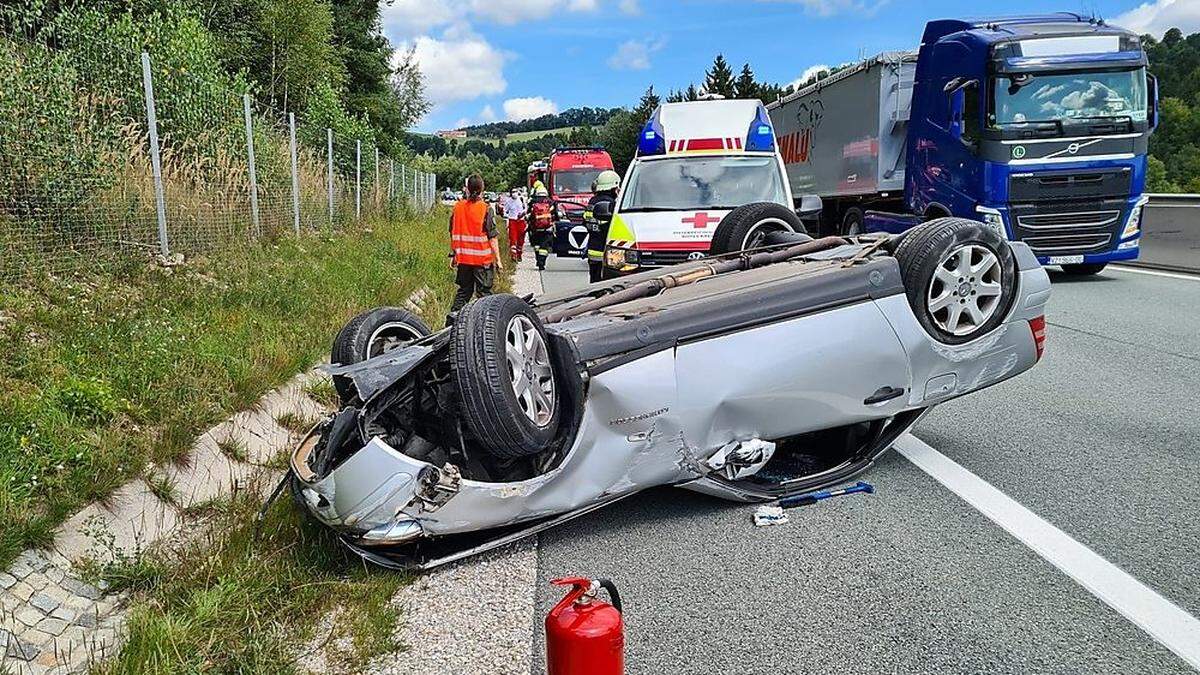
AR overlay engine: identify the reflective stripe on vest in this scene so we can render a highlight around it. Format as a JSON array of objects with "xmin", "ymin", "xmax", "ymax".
[{"xmin": 451, "ymin": 199, "xmax": 493, "ymax": 266}]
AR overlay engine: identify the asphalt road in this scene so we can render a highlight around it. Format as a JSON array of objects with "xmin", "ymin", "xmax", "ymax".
[
  {"xmin": 1141, "ymin": 202, "xmax": 1200, "ymax": 274},
  {"xmin": 531, "ymin": 256, "xmax": 1200, "ymax": 674}
]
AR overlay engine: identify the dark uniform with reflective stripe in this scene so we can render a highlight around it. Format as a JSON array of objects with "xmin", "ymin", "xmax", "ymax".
[{"xmin": 585, "ymin": 189, "xmax": 618, "ymax": 283}]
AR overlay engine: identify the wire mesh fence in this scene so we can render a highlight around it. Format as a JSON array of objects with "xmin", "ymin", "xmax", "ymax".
[{"xmin": 0, "ymin": 28, "xmax": 435, "ymax": 282}]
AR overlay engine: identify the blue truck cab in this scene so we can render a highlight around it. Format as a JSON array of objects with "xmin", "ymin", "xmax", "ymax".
[
  {"xmin": 907, "ymin": 14, "xmax": 1157, "ymax": 274},
  {"xmin": 769, "ymin": 13, "xmax": 1157, "ymax": 276}
]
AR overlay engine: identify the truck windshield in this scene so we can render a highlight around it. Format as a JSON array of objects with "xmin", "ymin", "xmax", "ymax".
[
  {"xmin": 553, "ymin": 169, "xmax": 603, "ymax": 195},
  {"xmin": 990, "ymin": 68, "xmax": 1147, "ymax": 127},
  {"xmin": 620, "ymin": 156, "xmax": 786, "ymax": 211}
]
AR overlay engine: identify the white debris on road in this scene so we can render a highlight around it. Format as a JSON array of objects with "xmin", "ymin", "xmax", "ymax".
[{"xmin": 753, "ymin": 505, "xmax": 789, "ymax": 527}]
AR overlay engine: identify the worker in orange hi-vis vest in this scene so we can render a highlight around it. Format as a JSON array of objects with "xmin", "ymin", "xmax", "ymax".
[{"xmin": 448, "ymin": 174, "xmax": 503, "ymax": 325}]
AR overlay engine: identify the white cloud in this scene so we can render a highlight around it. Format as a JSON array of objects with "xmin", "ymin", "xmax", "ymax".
[
  {"xmin": 1114, "ymin": 0, "xmax": 1200, "ymax": 37},
  {"xmin": 381, "ymin": 0, "xmax": 454, "ymax": 40},
  {"xmin": 480, "ymin": 104, "xmax": 498, "ymax": 122},
  {"xmin": 400, "ymin": 25, "xmax": 508, "ymax": 106},
  {"xmin": 607, "ymin": 37, "xmax": 666, "ymax": 70},
  {"xmin": 619, "ymin": 0, "xmax": 642, "ymax": 15},
  {"xmin": 503, "ymin": 96, "xmax": 559, "ymax": 121},
  {"xmin": 765, "ymin": 0, "xmax": 888, "ymax": 18},
  {"xmin": 454, "ymin": 117, "xmax": 473, "ymax": 129},
  {"xmin": 790, "ymin": 63, "xmax": 830, "ymax": 89}
]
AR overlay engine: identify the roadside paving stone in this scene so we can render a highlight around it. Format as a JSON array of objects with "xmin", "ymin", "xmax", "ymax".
[
  {"xmin": 4, "ymin": 631, "xmax": 40, "ymax": 660},
  {"xmin": 37, "ymin": 618, "xmax": 68, "ymax": 636},
  {"xmin": 29, "ymin": 592, "xmax": 59, "ymax": 614},
  {"xmin": 59, "ymin": 578, "xmax": 101, "ymax": 601},
  {"xmin": 49, "ymin": 606, "xmax": 77, "ymax": 624},
  {"xmin": 25, "ymin": 572, "xmax": 49, "ymax": 591},
  {"xmin": 2, "ymin": 593, "xmax": 20, "ymax": 612},
  {"xmin": 72, "ymin": 611, "xmax": 97, "ymax": 629},
  {"xmin": 212, "ymin": 410, "xmax": 293, "ymax": 466},
  {"xmin": 9, "ymin": 558, "xmax": 35, "ymax": 579},
  {"xmin": 15, "ymin": 606, "xmax": 44, "ymax": 627},
  {"xmin": 18, "ymin": 551, "xmax": 50, "ymax": 573},
  {"xmin": 0, "ymin": 571, "xmax": 17, "ymax": 588},
  {"xmin": 53, "ymin": 479, "xmax": 180, "ymax": 564},
  {"xmin": 10, "ymin": 580, "xmax": 35, "ymax": 601}
]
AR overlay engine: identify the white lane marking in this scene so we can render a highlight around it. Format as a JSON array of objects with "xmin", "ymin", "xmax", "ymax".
[
  {"xmin": 894, "ymin": 434, "xmax": 1200, "ymax": 670},
  {"xmin": 1107, "ymin": 265, "xmax": 1200, "ymax": 282}
]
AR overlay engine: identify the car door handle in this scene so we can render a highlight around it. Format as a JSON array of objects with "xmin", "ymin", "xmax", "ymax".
[{"xmin": 864, "ymin": 386, "xmax": 906, "ymax": 405}]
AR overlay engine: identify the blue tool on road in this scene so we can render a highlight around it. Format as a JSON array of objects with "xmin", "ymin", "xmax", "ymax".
[{"xmin": 777, "ymin": 481, "xmax": 874, "ymax": 508}]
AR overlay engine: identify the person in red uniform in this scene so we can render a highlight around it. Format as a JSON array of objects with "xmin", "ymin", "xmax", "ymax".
[
  {"xmin": 448, "ymin": 174, "xmax": 503, "ymax": 324},
  {"xmin": 501, "ymin": 188, "xmax": 527, "ymax": 261}
]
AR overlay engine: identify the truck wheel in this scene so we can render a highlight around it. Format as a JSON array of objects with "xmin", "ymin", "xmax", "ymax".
[
  {"xmin": 331, "ymin": 307, "xmax": 432, "ymax": 404},
  {"xmin": 1060, "ymin": 263, "xmax": 1106, "ymax": 276},
  {"xmin": 894, "ymin": 218, "xmax": 1017, "ymax": 345},
  {"xmin": 842, "ymin": 207, "xmax": 865, "ymax": 236},
  {"xmin": 451, "ymin": 294, "xmax": 560, "ymax": 459},
  {"xmin": 709, "ymin": 202, "xmax": 808, "ymax": 255}
]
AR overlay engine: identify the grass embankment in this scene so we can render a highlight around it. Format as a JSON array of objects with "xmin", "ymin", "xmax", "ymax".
[
  {"xmin": 2, "ymin": 206, "xmax": 516, "ymax": 671},
  {"xmin": 0, "ymin": 207, "xmax": 462, "ymax": 566}
]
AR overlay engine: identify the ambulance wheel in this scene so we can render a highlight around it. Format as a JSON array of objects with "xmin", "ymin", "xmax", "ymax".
[
  {"xmin": 451, "ymin": 294, "xmax": 560, "ymax": 459},
  {"xmin": 894, "ymin": 218, "xmax": 1017, "ymax": 345},
  {"xmin": 331, "ymin": 307, "xmax": 431, "ymax": 404},
  {"xmin": 709, "ymin": 202, "xmax": 808, "ymax": 255}
]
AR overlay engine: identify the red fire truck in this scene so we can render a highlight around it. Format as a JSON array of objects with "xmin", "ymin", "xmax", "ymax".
[{"xmin": 546, "ymin": 147, "xmax": 614, "ymax": 258}]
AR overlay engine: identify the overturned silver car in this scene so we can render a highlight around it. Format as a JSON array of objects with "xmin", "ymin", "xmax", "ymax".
[{"xmin": 289, "ymin": 216, "xmax": 1050, "ymax": 569}]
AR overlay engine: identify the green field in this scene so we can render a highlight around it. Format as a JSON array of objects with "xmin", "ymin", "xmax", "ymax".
[{"xmin": 454, "ymin": 125, "xmax": 584, "ymax": 146}]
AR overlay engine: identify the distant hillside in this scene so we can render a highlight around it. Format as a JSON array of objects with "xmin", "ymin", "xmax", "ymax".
[{"xmin": 458, "ymin": 107, "xmax": 620, "ymax": 138}]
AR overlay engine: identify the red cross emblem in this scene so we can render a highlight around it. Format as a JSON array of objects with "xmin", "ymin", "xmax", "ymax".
[{"xmin": 682, "ymin": 212, "xmax": 719, "ymax": 229}]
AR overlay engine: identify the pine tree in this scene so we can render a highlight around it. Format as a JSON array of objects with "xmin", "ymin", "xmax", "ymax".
[
  {"xmin": 734, "ymin": 63, "xmax": 758, "ymax": 100},
  {"xmin": 685, "ymin": 83, "xmax": 699, "ymax": 101},
  {"xmin": 633, "ymin": 86, "xmax": 661, "ymax": 127},
  {"xmin": 703, "ymin": 54, "xmax": 736, "ymax": 98},
  {"xmin": 666, "ymin": 88, "xmax": 685, "ymax": 103}
]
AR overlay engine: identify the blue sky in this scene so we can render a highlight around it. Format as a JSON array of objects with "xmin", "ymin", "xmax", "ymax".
[{"xmin": 381, "ymin": 0, "xmax": 1200, "ymax": 133}]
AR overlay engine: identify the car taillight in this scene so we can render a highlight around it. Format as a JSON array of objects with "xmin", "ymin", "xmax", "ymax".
[{"xmin": 1028, "ymin": 316, "xmax": 1046, "ymax": 361}]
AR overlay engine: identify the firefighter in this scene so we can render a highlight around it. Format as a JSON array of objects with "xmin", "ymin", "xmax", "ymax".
[
  {"xmin": 584, "ymin": 169, "xmax": 621, "ymax": 283},
  {"xmin": 448, "ymin": 174, "xmax": 503, "ymax": 325},
  {"xmin": 501, "ymin": 187, "xmax": 526, "ymax": 261},
  {"xmin": 526, "ymin": 183, "xmax": 554, "ymax": 270}
]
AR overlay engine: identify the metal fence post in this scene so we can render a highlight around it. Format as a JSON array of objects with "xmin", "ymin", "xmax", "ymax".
[
  {"xmin": 141, "ymin": 52, "xmax": 169, "ymax": 256},
  {"xmin": 374, "ymin": 146, "xmax": 380, "ymax": 207},
  {"xmin": 242, "ymin": 94, "xmax": 260, "ymax": 233},
  {"xmin": 400, "ymin": 165, "xmax": 406, "ymax": 203},
  {"xmin": 326, "ymin": 128, "xmax": 334, "ymax": 225},
  {"xmin": 389, "ymin": 159, "xmax": 394, "ymax": 205},
  {"xmin": 288, "ymin": 112, "xmax": 300, "ymax": 234},
  {"xmin": 355, "ymin": 140, "xmax": 361, "ymax": 220}
]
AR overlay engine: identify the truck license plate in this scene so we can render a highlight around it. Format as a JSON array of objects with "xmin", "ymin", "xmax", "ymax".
[{"xmin": 1049, "ymin": 255, "xmax": 1084, "ymax": 265}]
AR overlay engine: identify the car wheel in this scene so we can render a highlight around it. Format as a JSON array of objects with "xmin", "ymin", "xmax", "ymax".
[
  {"xmin": 709, "ymin": 202, "xmax": 808, "ymax": 255},
  {"xmin": 331, "ymin": 307, "xmax": 432, "ymax": 404},
  {"xmin": 1060, "ymin": 262, "xmax": 1106, "ymax": 276},
  {"xmin": 894, "ymin": 218, "xmax": 1017, "ymax": 345},
  {"xmin": 451, "ymin": 294, "xmax": 560, "ymax": 459},
  {"xmin": 842, "ymin": 206, "xmax": 865, "ymax": 236}
]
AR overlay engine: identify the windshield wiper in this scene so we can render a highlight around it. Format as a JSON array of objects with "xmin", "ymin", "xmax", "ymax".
[{"xmin": 620, "ymin": 206, "xmax": 685, "ymax": 213}]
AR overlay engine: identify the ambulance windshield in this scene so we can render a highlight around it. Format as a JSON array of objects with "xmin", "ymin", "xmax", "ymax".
[{"xmin": 620, "ymin": 156, "xmax": 786, "ymax": 212}]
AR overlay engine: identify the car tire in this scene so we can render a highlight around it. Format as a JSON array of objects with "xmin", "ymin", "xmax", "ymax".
[
  {"xmin": 894, "ymin": 218, "xmax": 1017, "ymax": 345},
  {"xmin": 709, "ymin": 202, "xmax": 808, "ymax": 255},
  {"xmin": 331, "ymin": 307, "xmax": 432, "ymax": 404},
  {"xmin": 1060, "ymin": 262, "xmax": 1106, "ymax": 276},
  {"xmin": 842, "ymin": 206, "xmax": 865, "ymax": 236},
  {"xmin": 451, "ymin": 294, "xmax": 560, "ymax": 459}
]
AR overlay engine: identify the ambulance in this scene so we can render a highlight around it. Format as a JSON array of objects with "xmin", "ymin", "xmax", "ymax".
[{"xmin": 604, "ymin": 98, "xmax": 794, "ymax": 274}]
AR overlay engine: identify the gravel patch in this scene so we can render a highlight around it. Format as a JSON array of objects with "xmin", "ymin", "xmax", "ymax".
[{"xmin": 367, "ymin": 540, "xmax": 538, "ymax": 675}]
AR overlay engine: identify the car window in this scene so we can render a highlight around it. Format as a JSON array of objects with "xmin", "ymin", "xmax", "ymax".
[{"xmin": 620, "ymin": 156, "xmax": 787, "ymax": 211}]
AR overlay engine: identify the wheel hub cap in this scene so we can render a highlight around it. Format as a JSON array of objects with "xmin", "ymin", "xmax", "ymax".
[
  {"xmin": 927, "ymin": 244, "xmax": 1004, "ymax": 337},
  {"xmin": 504, "ymin": 315, "xmax": 555, "ymax": 427}
]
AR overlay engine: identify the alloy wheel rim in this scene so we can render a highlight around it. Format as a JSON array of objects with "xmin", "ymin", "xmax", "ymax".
[
  {"xmin": 927, "ymin": 244, "xmax": 1003, "ymax": 336},
  {"xmin": 504, "ymin": 315, "xmax": 555, "ymax": 427},
  {"xmin": 367, "ymin": 322, "xmax": 424, "ymax": 358}
]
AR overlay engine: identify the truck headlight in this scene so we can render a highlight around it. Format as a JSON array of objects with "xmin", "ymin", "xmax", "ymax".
[
  {"xmin": 605, "ymin": 245, "xmax": 639, "ymax": 269},
  {"xmin": 1122, "ymin": 196, "xmax": 1149, "ymax": 238},
  {"xmin": 975, "ymin": 206, "xmax": 1007, "ymax": 239}
]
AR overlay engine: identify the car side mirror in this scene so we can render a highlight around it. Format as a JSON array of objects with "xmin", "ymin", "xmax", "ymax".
[
  {"xmin": 592, "ymin": 201, "xmax": 613, "ymax": 223},
  {"xmin": 795, "ymin": 194, "xmax": 822, "ymax": 220}
]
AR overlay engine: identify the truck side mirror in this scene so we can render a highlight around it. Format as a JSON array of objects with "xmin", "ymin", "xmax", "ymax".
[{"xmin": 1148, "ymin": 74, "xmax": 1159, "ymax": 130}]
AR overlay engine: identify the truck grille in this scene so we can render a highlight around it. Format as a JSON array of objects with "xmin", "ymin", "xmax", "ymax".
[
  {"xmin": 1008, "ymin": 167, "xmax": 1130, "ymax": 257},
  {"xmin": 637, "ymin": 250, "xmax": 704, "ymax": 267},
  {"xmin": 1016, "ymin": 210, "xmax": 1121, "ymax": 230}
]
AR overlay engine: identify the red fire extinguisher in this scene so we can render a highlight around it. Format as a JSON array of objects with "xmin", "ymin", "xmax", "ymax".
[{"xmin": 545, "ymin": 576, "xmax": 624, "ymax": 675}]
